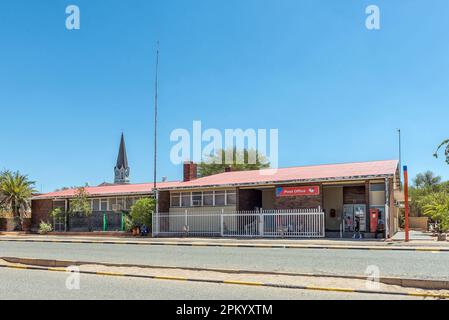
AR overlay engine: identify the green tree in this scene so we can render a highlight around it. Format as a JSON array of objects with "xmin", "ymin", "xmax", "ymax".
[
  {"xmin": 413, "ymin": 171, "xmax": 441, "ymax": 189},
  {"xmin": 434, "ymin": 139, "xmax": 449, "ymax": 164},
  {"xmin": 130, "ymin": 198, "xmax": 155, "ymax": 227},
  {"xmin": 49, "ymin": 207, "xmax": 64, "ymax": 219},
  {"xmin": 69, "ymin": 187, "xmax": 92, "ymax": 216},
  {"xmin": 0, "ymin": 170, "xmax": 35, "ymax": 230},
  {"xmin": 198, "ymin": 148, "xmax": 270, "ymax": 177},
  {"xmin": 409, "ymin": 171, "xmax": 445, "ymax": 217},
  {"xmin": 420, "ymin": 192, "xmax": 449, "ymax": 234},
  {"xmin": 54, "ymin": 186, "xmax": 80, "ymax": 192}
]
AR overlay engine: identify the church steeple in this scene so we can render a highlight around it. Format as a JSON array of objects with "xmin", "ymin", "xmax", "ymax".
[{"xmin": 114, "ymin": 133, "xmax": 130, "ymax": 184}]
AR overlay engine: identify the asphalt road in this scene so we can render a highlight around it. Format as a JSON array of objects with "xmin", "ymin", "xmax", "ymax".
[
  {"xmin": 0, "ymin": 241, "xmax": 447, "ymax": 280},
  {"xmin": 0, "ymin": 268, "xmax": 420, "ymax": 300}
]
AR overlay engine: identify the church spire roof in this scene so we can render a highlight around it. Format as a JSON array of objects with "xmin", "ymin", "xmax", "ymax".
[
  {"xmin": 114, "ymin": 133, "xmax": 130, "ymax": 184},
  {"xmin": 116, "ymin": 133, "xmax": 128, "ymax": 169}
]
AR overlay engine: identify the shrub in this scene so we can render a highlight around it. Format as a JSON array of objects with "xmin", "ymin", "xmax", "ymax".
[
  {"xmin": 130, "ymin": 198, "xmax": 155, "ymax": 227},
  {"xmin": 49, "ymin": 207, "xmax": 64, "ymax": 219},
  {"xmin": 421, "ymin": 192, "xmax": 449, "ymax": 234},
  {"xmin": 38, "ymin": 221, "xmax": 53, "ymax": 234},
  {"xmin": 69, "ymin": 187, "xmax": 92, "ymax": 216},
  {"xmin": 123, "ymin": 214, "xmax": 133, "ymax": 232}
]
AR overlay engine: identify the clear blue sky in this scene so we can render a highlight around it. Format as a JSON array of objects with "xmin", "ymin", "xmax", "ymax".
[{"xmin": 1, "ymin": 0, "xmax": 448, "ymax": 192}]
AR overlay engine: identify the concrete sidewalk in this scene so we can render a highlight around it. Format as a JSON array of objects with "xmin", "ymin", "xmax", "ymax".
[{"xmin": 1, "ymin": 233, "xmax": 448, "ymax": 251}]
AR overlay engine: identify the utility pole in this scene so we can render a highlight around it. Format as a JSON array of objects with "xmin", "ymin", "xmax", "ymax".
[
  {"xmin": 153, "ymin": 42, "xmax": 159, "ymax": 193},
  {"xmin": 398, "ymin": 129, "xmax": 402, "ymax": 189}
]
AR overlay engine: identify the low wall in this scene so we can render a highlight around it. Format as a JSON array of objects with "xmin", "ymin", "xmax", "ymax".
[
  {"xmin": 0, "ymin": 218, "xmax": 32, "ymax": 231},
  {"xmin": 0, "ymin": 218, "xmax": 16, "ymax": 231},
  {"xmin": 409, "ymin": 217, "xmax": 428, "ymax": 230}
]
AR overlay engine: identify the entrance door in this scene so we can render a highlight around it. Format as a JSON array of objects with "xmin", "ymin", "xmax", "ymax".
[
  {"xmin": 344, "ymin": 204, "xmax": 367, "ymax": 232},
  {"xmin": 343, "ymin": 205, "xmax": 354, "ymax": 232},
  {"xmin": 354, "ymin": 204, "xmax": 367, "ymax": 232}
]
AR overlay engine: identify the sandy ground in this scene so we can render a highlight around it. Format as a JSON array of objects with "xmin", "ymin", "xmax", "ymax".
[{"xmin": 1, "ymin": 258, "xmax": 448, "ymax": 298}]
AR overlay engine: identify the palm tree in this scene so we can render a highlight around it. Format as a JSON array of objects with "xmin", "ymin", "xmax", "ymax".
[
  {"xmin": 0, "ymin": 171, "xmax": 36, "ymax": 230},
  {"xmin": 413, "ymin": 171, "xmax": 441, "ymax": 189},
  {"xmin": 434, "ymin": 139, "xmax": 449, "ymax": 164}
]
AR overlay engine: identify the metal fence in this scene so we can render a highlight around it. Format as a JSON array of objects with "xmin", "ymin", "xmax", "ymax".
[
  {"xmin": 152, "ymin": 208, "xmax": 325, "ymax": 238},
  {"xmin": 53, "ymin": 212, "xmax": 125, "ymax": 232}
]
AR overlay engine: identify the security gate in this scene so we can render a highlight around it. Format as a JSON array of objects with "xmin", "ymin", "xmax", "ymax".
[{"xmin": 153, "ymin": 208, "xmax": 325, "ymax": 238}]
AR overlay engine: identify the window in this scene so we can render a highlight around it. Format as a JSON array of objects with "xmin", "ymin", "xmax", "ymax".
[
  {"xmin": 181, "ymin": 192, "xmax": 191, "ymax": 207},
  {"xmin": 131, "ymin": 197, "xmax": 141, "ymax": 207},
  {"xmin": 53, "ymin": 200, "xmax": 65, "ymax": 210},
  {"xmin": 169, "ymin": 189, "xmax": 236, "ymax": 208},
  {"xmin": 116, "ymin": 198, "xmax": 126, "ymax": 210},
  {"xmin": 203, "ymin": 191, "xmax": 214, "ymax": 206},
  {"xmin": 109, "ymin": 198, "xmax": 117, "ymax": 210},
  {"xmin": 192, "ymin": 192, "xmax": 202, "ymax": 206},
  {"xmin": 100, "ymin": 199, "xmax": 108, "ymax": 211},
  {"xmin": 370, "ymin": 183, "xmax": 385, "ymax": 192},
  {"xmin": 126, "ymin": 198, "xmax": 131, "ymax": 209},
  {"xmin": 171, "ymin": 193, "xmax": 181, "ymax": 207},
  {"xmin": 226, "ymin": 191, "xmax": 236, "ymax": 206},
  {"xmin": 92, "ymin": 199, "xmax": 100, "ymax": 211},
  {"xmin": 214, "ymin": 191, "xmax": 225, "ymax": 206}
]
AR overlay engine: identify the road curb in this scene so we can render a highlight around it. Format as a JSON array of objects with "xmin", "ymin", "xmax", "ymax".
[
  {"xmin": 3, "ymin": 256, "xmax": 449, "ymax": 291},
  {"xmin": 0, "ymin": 262, "xmax": 447, "ymax": 299},
  {"xmin": 1, "ymin": 238, "xmax": 448, "ymax": 252}
]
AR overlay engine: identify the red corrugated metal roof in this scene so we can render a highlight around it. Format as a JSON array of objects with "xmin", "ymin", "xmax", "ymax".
[
  {"xmin": 31, "ymin": 181, "xmax": 180, "ymax": 200},
  {"xmin": 32, "ymin": 160, "xmax": 398, "ymax": 199},
  {"xmin": 158, "ymin": 159, "xmax": 399, "ymax": 190}
]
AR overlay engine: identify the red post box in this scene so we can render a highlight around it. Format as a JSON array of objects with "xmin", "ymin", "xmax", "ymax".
[{"xmin": 370, "ymin": 208, "xmax": 379, "ymax": 233}]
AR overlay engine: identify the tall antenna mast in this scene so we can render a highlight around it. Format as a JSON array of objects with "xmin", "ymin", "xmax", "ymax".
[
  {"xmin": 153, "ymin": 42, "xmax": 159, "ymax": 193},
  {"xmin": 398, "ymin": 128, "xmax": 402, "ymax": 189}
]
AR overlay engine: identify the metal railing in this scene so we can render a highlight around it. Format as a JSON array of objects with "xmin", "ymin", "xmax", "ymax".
[
  {"xmin": 52, "ymin": 211, "xmax": 125, "ymax": 232},
  {"xmin": 153, "ymin": 208, "xmax": 325, "ymax": 238}
]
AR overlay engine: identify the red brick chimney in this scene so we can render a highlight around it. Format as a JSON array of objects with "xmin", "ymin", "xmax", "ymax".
[{"xmin": 183, "ymin": 161, "xmax": 197, "ymax": 182}]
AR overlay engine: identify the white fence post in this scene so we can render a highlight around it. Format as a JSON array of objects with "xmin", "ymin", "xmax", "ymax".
[
  {"xmin": 156, "ymin": 211, "xmax": 159, "ymax": 236},
  {"xmin": 152, "ymin": 212, "xmax": 156, "ymax": 236},
  {"xmin": 184, "ymin": 209, "xmax": 188, "ymax": 235},
  {"xmin": 259, "ymin": 208, "xmax": 264, "ymax": 236},
  {"xmin": 220, "ymin": 209, "xmax": 224, "ymax": 236}
]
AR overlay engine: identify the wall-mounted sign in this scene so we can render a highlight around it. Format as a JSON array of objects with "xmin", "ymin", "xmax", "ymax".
[{"xmin": 276, "ymin": 186, "xmax": 320, "ymax": 197}]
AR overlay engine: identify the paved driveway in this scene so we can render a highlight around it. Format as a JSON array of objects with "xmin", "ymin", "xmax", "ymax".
[{"xmin": 392, "ymin": 231, "xmax": 435, "ymax": 241}]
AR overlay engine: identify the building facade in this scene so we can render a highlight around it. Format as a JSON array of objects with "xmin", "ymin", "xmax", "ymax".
[
  {"xmin": 31, "ymin": 158, "xmax": 401, "ymax": 238},
  {"xmin": 154, "ymin": 160, "xmax": 401, "ymax": 238}
]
